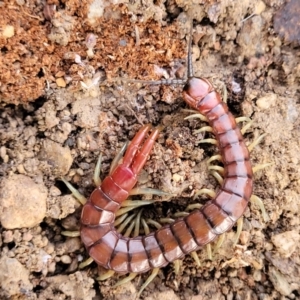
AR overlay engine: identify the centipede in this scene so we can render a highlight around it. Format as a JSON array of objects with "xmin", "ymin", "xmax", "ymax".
[
  {"xmin": 62, "ymin": 27, "xmax": 258, "ymax": 297},
  {"xmin": 79, "ymin": 79, "xmax": 252, "ymax": 271}
]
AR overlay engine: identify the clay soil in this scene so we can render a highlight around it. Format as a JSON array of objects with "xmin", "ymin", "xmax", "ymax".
[{"xmin": 0, "ymin": 0, "xmax": 300, "ymax": 299}]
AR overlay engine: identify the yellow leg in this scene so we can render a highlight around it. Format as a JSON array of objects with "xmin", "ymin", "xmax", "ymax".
[
  {"xmin": 136, "ymin": 268, "xmax": 160, "ymax": 298},
  {"xmin": 211, "ymin": 170, "xmax": 224, "ymax": 185},
  {"xmin": 212, "ymin": 234, "xmax": 226, "ymax": 255},
  {"xmin": 248, "ymin": 133, "xmax": 267, "ymax": 152},
  {"xmin": 61, "ymin": 177, "xmax": 87, "ymax": 205},
  {"xmin": 194, "ymin": 126, "xmax": 213, "ymax": 134},
  {"xmin": 184, "ymin": 112, "xmax": 208, "ymax": 122},
  {"xmin": 232, "ymin": 217, "xmax": 244, "ymax": 246},
  {"xmin": 61, "ymin": 231, "xmax": 80, "ymax": 237},
  {"xmin": 130, "ymin": 187, "xmax": 171, "ymax": 196},
  {"xmin": 173, "ymin": 260, "xmax": 182, "ymax": 275},
  {"xmin": 207, "ymin": 155, "xmax": 222, "ymax": 164},
  {"xmin": 250, "ymin": 195, "xmax": 270, "ymax": 222},
  {"xmin": 193, "ymin": 189, "xmax": 216, "ymax": 200},
  {"xmin": 97, "ymin": 270, "xmax": 115, "ymax": 281},
  {"xmin": 79, "ymin": 257, "xmax": 94, "ymax": 269},
  {"xmin": 252, "ymin": 163, "xmax": 273, "ymax": 173},
  {"xmin": 116, "ymin": 213, "xmax": 137, "ymax": 233},
  {"xmin": 198, "ymin": 138, "xmax": 218, "ymax": 145},
  {"xmin": 109, "ymin": 142, "xmax": 128, "ymax": 174},
  {"xmin": 159, "ymin": 217, "xmax": 175, "ymax": 224},
  {"xmin": 93, "ymin": 153, "xmax": 102, "ymax": 186},
  {"xmin": 112, "ymin": 272, "xmax": 138, "ymax": 288},
  {"xmin": 206, "ymin": 244, "xmax": 212, "ymax": 260},
  {"xmin": 190, "ymin": 251, "xmax": 201, "ymax": 267}
]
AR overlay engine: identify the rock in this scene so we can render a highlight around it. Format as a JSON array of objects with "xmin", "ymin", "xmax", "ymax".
[
  {"xmin": 56, "ymin": 77, "xmax": 67, "ymax": 87},
  {"xmin": 0, "ymin": 257, "xmax": 32, "ymax": 298},
  {"xmin": 256, "ymin": 93, "xmax": 277, "ymax": 110},
  {"xmin": 236, "ymin": 15, "xmax": 266, "ymax": 58},
  {"xmin": 39, "ymin": 139, "xmax": 73, "ymax": 176},
  {"xmin": 271, "ymin": 230, "xmax": 300, "ymax": 258},
  {"xmin": 71, "ymin": 97, "xmax": 102, "ymax": 129},
  {"xmin": 45, "ymin": 272, "xmax": 95, "ymax": 300},
  {"xmin": 0, "ymin": 174, "xmax": 47, "ymax": 229},
  {"xmin": 268, "ymin": 267, "xmax": 294, "ymax": 296}
]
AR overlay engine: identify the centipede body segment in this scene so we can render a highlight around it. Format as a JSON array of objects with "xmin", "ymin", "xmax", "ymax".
[{"xmin": 79, "ymin": 75, "xmax": 253, "ymax": 274}]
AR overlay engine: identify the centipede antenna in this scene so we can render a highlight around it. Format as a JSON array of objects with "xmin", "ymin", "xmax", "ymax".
[
  {"xmin": 114, "ymin": 77, "xmax": 186, "ymax": 85},
  {"xmin": 187, "ymin": 19, "xmax": 194, "ymax": 78}
]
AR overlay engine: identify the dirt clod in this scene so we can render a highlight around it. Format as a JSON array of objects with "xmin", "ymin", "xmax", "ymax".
[
  {"xmin": 0, "ymin": 174, "xmax": 47, "ymax": 229},
  {"xmin": 0, "ymin": 257, "xmax": 32, "ymax": 298}
]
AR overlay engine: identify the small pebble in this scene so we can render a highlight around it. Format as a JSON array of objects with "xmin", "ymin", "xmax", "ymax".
[
  {"xmin": 1, "ymin": 25, "xmax": 15, "ymax": 38},
  {"xmin": 172, "ymin": 173, "xmax": 183, "ymax": 182},
  {"xmin": 56, "ymin": 77, "xmax": 67, "ymax": 87},
  {"xmin": 22, "ymin": 232, "xmax": 33, "ymax": 242},
  {"xmin": 253, "ymin": 269, "xmax": 262, "ymax": 282},
  {"xmin": 268, "ymin": 267, "xmax": 294, "ymax": 296},
  {"xmin": 271, "ymin": 230, "xmax": 300, "ymax": 258},
  {"xmin": 39, "ymin": 139, "xmax": 73, "ymax": 176},
  {"xmin": 256, "ymin": 93, "xmax": 277, "ymax": 109},
  {"xmin": 61, "ymin": 255, "xmax": 72, "ymax": 264}
]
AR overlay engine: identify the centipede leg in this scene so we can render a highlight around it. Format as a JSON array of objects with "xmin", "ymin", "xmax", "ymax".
[
  {"xmin": 208, "ymin": 165, "xmax": 224, "ymax": 174},
  {"xmin": 129, "ymin": 187, "xmax": 171, "ymax": 197},
  {"xmin": 137, "ymin": 268, "xmax": 160, "ymax": 298},
  {"xmin": 211, "ymin": 170, "xmax": 224, "ymax": 185},
  {"xmin": 190, "ymin": 251, "xmax": 201, "ymax": 266},
  {"xmin": 79, "ymin": 257, "xmax": 94, "ymax": 269},
  {"xmin": 244, "ymin": 132, "xmax": 270, "ymax": 222},
  {"xmin": 61, "ymin": 177, "xmax": 87, "ymax": 205},
  {"xmin": 97, "ymin": 270, "xmax": 115, "ymax": 281},
  {"xmin": 212, "ymin": 233, "xmax": 226, "ymax": 255},
  {"xmin": 206, "ymin": 244, "xmax": 213, "ymax": 260},
  {"xmin": 207, "ymin": 155, "xmax": 222, "ymax": 164},
  {"xmin": 194, "ymin": 125, "xmax": 213, "ymax": 134},
  {"xmin": 235, "ymin": 116, "xmax": 253, "ymax": 135},
  {"xmin": 252, "ymin": 163, "xmax": 273, "ymax": 173},
  {"xmin": 61, "ymin": 231, "xmax": 80, "ymax": 237},
  {"xmin": 109, "ymin": 141, "xmax": 129, "ymax": 174},
  {"xmin": 112, "ymin": 273, "xmax": 138, "ymax": 288},
  {"xmin": 198, "ymin": 138, "xmax": 218, "ymax": 145},
  {"xmin": 193, "ymin": 189, "xmax": 216, "ymax": 200},
  {"xmin": 248, "ymin": 133, "xmax": 267, "ymax": 152},
  {"xmin": 232, "ymin": 217, "xmax": 244, "ymax": 246},
  {"xmin": 184, "ymin": 111, "xmax": 208, "ymax": 122},
  {"xmin": 250, "ymin": 195, "xmax": 270, "ymax": 222},
  {"xmin": 93, "ymin": 153, "xmax": 102, "ymax": 187}
]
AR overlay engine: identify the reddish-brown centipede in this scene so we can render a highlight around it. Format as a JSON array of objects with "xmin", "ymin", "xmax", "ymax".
[{"xmin": 79, "ymin": 75, "xmax": 253, "ymax": 274}]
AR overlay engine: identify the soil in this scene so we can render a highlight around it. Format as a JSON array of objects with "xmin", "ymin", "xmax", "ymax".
[{"xmin": 0, "ymin": 0, "xmax": 300, "ymax": 300}]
